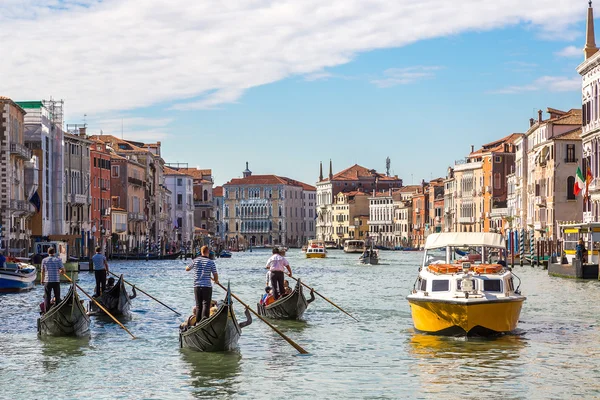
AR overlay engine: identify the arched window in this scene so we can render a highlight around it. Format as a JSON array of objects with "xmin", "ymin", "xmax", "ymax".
[
  {"xmin": 203, "ymin": 190, "xmax": 208, "ymax": 201},
  {"xmin": 567, "ymin": 176, "xmax": 576, "ymax": 200}
]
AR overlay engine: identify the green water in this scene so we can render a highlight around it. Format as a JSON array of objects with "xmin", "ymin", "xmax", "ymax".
[{"xmin": 1, "ymin": 250, "xmax": 600, "ymax": 399}]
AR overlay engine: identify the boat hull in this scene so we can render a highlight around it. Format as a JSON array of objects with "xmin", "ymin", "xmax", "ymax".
[
  {"xmin": 359, "ymin": 256, "xmax": 379, "ymax": 265},
  {"xmin": 0, "ymin": 266, "xmax": 37, "ymax": 292},
  {"xmin": 89, "ymin": 275, "xmax": 131, "ymax": 317},
  {"xmin": 38, "ymin": 284, "xmax": 90, "ymax": 337},
  {"xmin": 407, "ymin": 297, "xmax": 524, "ymax": 336},
  {"xmin": 179, "ymin": 293, "xmax": 241, "ymax": 352},
  {"xmin": 305, "ymin": 253, "xmax": 326, "ymax": 258},
  {"xmin": 257, "ymin": 280, "xmax": 308, "ymax": 320}
]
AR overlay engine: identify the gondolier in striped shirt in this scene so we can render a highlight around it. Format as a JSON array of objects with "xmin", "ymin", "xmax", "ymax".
[
  {"xmin": 186, "ymin": 245, "xmax": 219, "ymax": 323},
  {"xmin": 265, "ymin": 247, "xmax": 292, "ymax": 300},
  {"xmin": 41, "ymin": 248, "xmax": 65, "ymax": 313}
]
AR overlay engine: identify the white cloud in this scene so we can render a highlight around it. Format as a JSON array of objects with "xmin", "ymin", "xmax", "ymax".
[
  {"xmin": 85, "ymin": 115, "xmax": 173, "ymax": 141},
  {"xmin": 0, "ymin": 0, "xmax": 586, "ymax": 116},
  {"xmin": 492, "ymin": 76, "xmax": 580, "ymax": 94},
  {"xmin": 555, "ymin": 45, "xmax": 581, "ymax": 57},
  {"xmin": 371, "ymin": 66, "xmax": 442, "ymax": 88}
]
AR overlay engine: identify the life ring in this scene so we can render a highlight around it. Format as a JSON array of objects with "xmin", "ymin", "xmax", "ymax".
[
  {"xmin": 472, "ymin": 264, "xmax": 503, "ymax": 274},
  {"xmin": 427, "ymin": 264, "xmax": 461, "ymax": 274}
]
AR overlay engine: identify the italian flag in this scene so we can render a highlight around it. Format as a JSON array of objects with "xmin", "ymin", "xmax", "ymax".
[{"xmin": 574, "ymin": 167, "xmax": 585, "ymax": 196}]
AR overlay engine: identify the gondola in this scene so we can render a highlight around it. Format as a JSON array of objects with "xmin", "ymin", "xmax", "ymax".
[
  {"xmin": 179, "ymin": 285, "xmax": 250, "ymax": 352},
  {"xmin": 257, "ymin": 279, "xmax": 315, "ymax": 320},
  {"xmin": 110, "ymin": 251, "xmax": 181, "ymax": 260},
  {"xmin": 38, "ymin": 284, "xmax": 90, "ymax": 337},
  {"xmin": 88, "ymin": 274, "xmax": 132, "ymax": 317}
]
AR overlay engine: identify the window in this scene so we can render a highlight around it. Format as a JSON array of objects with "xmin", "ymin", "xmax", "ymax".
[
  {"xmin": 567, "ymin": 176, "xmax": 575, "ymax": 200},
  {"xmin": 432, "ymin": 280, "xmax": 449, "ymax": 292},
  {"xmin": 419, "ymin": 278, "xmax": 427, "ymax": 291},
  {"xmin": 494, "ymin": 173, "xmax": 501, "ymax": 190},
  {"xmin": 111, "ymin": 165, "xmax": 119, "ymax": 178},
  {"xmin": 177, "ymin": 178, "xmax": 182, "ymax": 186},
  {"xmin": 483, "ymin": 279, "xmax": 502, "ymax": 292},
  {"xmin": 177, "ymin": 194, "xmax": 182, "ymax": 205},
  {"xmin": 203, "ymin": 189, "xmax": 208, "ymax": 201},
  {"xmin": 566, "ymin": 144, "xmax": 576, "ymax": 163}
]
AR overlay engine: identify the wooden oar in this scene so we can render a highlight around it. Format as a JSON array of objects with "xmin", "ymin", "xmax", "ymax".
[
  {"xmin": 61, "ymin": 272, "xmax": 136, "ymax": 339},
  {"xmin": 288, "ymin": 276, "xmax": 359, "ymax": 322},
  {"xmin": 108, "ymin": 271, "xmax": 181, "ymax": 316},
  {"xmin": 212, "ymin": 280, "xmax": 309, "ymax": 355}
]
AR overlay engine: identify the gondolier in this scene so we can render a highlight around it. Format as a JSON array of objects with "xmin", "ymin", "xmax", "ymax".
[
  {"xmin": 41, "ymin": 248, "xmax": 65, "ymax": 313},
  {"xmin": 265, "ymin": 248, "xmax": 292, "ymax": 300},
  {"xmin": 92, "ymin": 246, "xmax": 110, "ymax": 297},
  {"xmin": 186, "ymin": 246, "xmax": 219, "ymax": 323}
]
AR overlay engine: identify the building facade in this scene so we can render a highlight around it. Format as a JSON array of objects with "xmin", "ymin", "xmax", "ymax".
[
  {"xmin": 90, "ymin": 139, "xmax": 112, "ymax": 249},
  {"xmin": 164, "ymin": 167, "xmax": 195, "ymax": 247}
]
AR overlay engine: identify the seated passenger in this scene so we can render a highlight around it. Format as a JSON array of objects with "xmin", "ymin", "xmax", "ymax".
[
  {"xmin": 209, "ymin": 300, "xmax": 219, "ymax": 316},
  {"xmin": 105, "ymin": 277, "xmax": 115, "ymax": 291},
  {"xmin": 260, "ymin": 286, "xmax": 272, "ymax": 305},
  {"xmin": 180, "ymin": 306, "xmax": 198, "ymax": 330},
  {"xmin": 283, "ymin": 280, "xmax": 292, "ymax": 296}
]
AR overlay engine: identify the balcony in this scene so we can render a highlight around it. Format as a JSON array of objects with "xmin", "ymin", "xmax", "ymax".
[
  {"xmin": 70, "ymin": 193, "xmax": 88, "ymax": 204},
  {"xmin": 10, "ymin": 199, "xmax": 35, "ymax": 215},
  {"xmin": 115, "ymin": 222, "xmax": 127, "ymax": 233},
  {"xmin": 534, "ymin": 221, "xmax": 546, "ymax": 231},
  {"xmin": 584, "ymin": 211, "xmax": 594, "ymax": 223},
  {"xmin": 490, "ymin": 208, "xmax": 508, "ymax": 218},
  {"xmin": 128, "ymin": 177, "xmax": 145, "ymax": 187},
  {"xmin": 535, "ymin": 196, "xmax": 546, "ymax": 208},
  {"xmin": 128, "ymin": 212, "xmax": 145, "ymax": 221},
  {"xmin": 10, "ymin": 143, "xmax": 32, "ymax": 160},
  {"xmin": 458, "ymin": 216, "xmax": 475, "ymax": 224}
]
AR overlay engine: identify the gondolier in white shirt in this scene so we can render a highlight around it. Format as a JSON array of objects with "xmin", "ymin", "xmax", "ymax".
[{"xmin": 265, "ymin": 247, "xmax": 292, "ymax": 300}]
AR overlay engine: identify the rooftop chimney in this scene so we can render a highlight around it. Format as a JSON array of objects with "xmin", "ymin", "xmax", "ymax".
[
  {"xmin": 538, "ymin": 109, "xmax": 543, "ymax": 123},
  {"xmin": 79, "ymin": 127, "xmax": 87, "ymax": 136},
  {"xmin": 529, "ymin": 118, "xmax": 535, "ymax": 127},
  {"xmin": 470, "ymin": 145, "xmax": 474, "ymax": 153}
]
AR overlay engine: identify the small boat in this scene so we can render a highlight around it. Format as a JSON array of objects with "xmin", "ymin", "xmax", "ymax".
[
  {"xmin": 179, "ymin": 285, "xmax": 251, "ymax": 352},
  {"xmin": 407, "ymin": 232, "xmax": 526, "ymax": 336},
  {"xmin": 374, "ymin": 245, "xmax": 391, "ymax": 251},
  {"xmin": 306, "ymin": 240, "xmax": 327, "ymax": 259},
  {"xmin": 38, "ymin": 284, "xmax": 90, "ymax": 337},
  {"xmin": 88, "ymin": 274, "xmax": 131, "ymax": 317},
  {"xmin": 359, "ymin": 248, "xmax": 379, "ymax": 265},
  {"xmin": 219, "ymin": 250, "xmax": 232, "ymax": 258},
  {"xmin": 257, "ymin": 279, "xmax": 315, "ymax": 320},
  {"xmin": 344, "ymin": 240, "xmax": 365, "ymax": 254},
  {"xmin": 324, "ymin": 241, "xmax": 338, "ymax": 249},
  {"xmin": 0, "ymin": 262, "xmax": 36, "ymax": 292}
]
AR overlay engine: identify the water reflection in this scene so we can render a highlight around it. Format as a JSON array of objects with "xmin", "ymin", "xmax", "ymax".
[
  {"xmin": 40, "ymin": 336, "xmax": 90, "ymax": 372},
  {"xmin": 180, "ymin": 350, "xmax": 242, "ymax": 399}
]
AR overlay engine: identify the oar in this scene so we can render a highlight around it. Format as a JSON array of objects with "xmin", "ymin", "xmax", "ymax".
[
  {"xmin": 108, "ymin": 271, "xmax": 181, "ymax": 316},
  {"xmin": 288, "ymin": 276, "xmax": 359, "ymax": 322},
  {"xmin": 61, "ymin": 272, "xmax": 136, "ymax": 339},
  {"xmin": 212, "ymin": 280, "xmax": 309, "ymax": 355}
]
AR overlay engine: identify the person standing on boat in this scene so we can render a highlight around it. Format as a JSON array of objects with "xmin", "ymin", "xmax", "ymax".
[
  {"xmin": 92, "ymin": 246, "xmax": 110, "ymax": 297},
  {"xmin": 0, "ymin": 251, "xmax": 6, "ymax": 268},
  {"xmin": 41, "ymin": 248, "xmax": 65, "ymax": 313},
  {"xmin": 186, "ymin": 245, "xmax": 219, "ymax": 322},
  {"xmin": 265, "ymin": 248, "xmax": 292, "ymax": 300}
]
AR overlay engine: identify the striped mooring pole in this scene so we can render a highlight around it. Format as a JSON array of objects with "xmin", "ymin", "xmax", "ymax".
[
  {"xmin": 520, "ymin": 228, "xmax": 525, "ymax": 266},
  {"xmin": 145, "ymin": 228, "xmax": 150, "ymax": 262},
  {"xmin": 530, "ymin": 229, "xmax": 535, "ymax": 267},
  {"xmin": 158, "ymin": 235, "xmax": 162, "ymax": 259}
]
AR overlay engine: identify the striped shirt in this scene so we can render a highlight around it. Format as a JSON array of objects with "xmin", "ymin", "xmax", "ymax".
[
  {"xmin": 190, "ymin": 256, "xmax": 217, "ymax": 287},
  {"xmin": 42, "ymin": 256, "xmax": 64, "ymax": 283},
  {"xmin": 266, "ymin": 254, "xmax": 289, "ymax": 272}
]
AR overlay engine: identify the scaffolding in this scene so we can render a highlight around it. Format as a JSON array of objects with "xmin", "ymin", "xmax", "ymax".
[{"xmin": 42, "ymin": 98, "xmax": 64, "ymax": 130}]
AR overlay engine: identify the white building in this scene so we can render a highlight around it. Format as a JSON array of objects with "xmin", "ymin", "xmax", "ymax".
[{"xmin": 164, "ymin": 167, "xmax": 195, "ymax": 246}]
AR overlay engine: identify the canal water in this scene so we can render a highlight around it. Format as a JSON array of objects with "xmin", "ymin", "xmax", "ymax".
[{"xmin": 1, "ymin": 250, "xmax": 600, "ymax": 399}]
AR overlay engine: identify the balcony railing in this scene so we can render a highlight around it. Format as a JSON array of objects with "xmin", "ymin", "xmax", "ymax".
[
  {"xmin": 128, "ymin": 212, "xmax": 145, "ymax": 221},
  {"xmin": 10, "ymin": 143, "xmax": 32, "ymax": 160},
  {"xmin": 10, "ymin": 199, "xmax": 35, "ymax": 214},
  {"xmin": 458, "ymin": 216, "xmax": 475, "ymax": 224},
  {"xmin": 70, "ymin": 193, "xmax": 88, "ymax": 204}
]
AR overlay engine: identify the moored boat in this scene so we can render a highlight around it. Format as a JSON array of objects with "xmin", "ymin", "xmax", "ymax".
[
  {"xmin": 306, "ymin": 240, "xmax": 327, "ymax": 259},
  {"xmin": 257, "ymin": 279, "xmax": 315, "ymax": 320},
  {"xmin": 344, "ymin": 240, "xmax": 365, "ymax": 254},
  {"xmin": 407, "ymin": 232, "xmax": 526, "ymax": 336},
  {"xmin": 38, "ymin": 284, "xmax": 90, "ymax": 337},
  {"xmin": 88, "ymin": 274, "xmax": 132, "ymax": 317},
  {"xmin": 0, "ymin": 262, "xmax": 36, "ymax": 292},
  {"xmin": 219, "ymin": 250, "xmax": 232, "ymax": 258},
  {"xmin": 179, "ymin": 286, "xmax": 251, "ymax": 352}
]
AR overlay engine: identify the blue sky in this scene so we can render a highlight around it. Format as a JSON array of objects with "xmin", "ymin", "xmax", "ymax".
[{"xmin": 0, "ymin": 0, "xmax": 588, "ymax": 186}]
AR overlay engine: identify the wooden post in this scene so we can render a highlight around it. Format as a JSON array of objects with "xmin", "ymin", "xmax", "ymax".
[{"xmin": 536, "ymin": 240, "xmax": 540, "ymax": 267}]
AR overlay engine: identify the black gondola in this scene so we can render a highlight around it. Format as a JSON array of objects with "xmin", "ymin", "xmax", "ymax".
[
  {"xmin": 88, "ymin": 274, "xmax": 132, "ymax": 317},
  {"xmin": 179, "ymin": 285, "xmax": 251, "ymax": 352},
  {"xmin": 257, "ymin": 279, "xmax": 315, "ymax": 320},
  {"xmin": 37, "ymin": 284, "xmax": 90, "ymax": 337}
]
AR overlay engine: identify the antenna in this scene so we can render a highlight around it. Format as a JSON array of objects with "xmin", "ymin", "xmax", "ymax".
[{"xmin": 385, "ymin": 157, "xmax": 391, "ymax": 176}]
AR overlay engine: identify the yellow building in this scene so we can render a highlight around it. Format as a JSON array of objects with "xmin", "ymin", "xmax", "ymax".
[{"xmin": 331, "ymin": 191, "xmax": 369, "ymax": 245}]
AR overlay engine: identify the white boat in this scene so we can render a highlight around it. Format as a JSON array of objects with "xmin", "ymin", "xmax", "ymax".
[
  {"xmin": 306, "ymin": 240, "xmax": 327, "ymax": 259},
  {"xmin": 344, "ymin": 240, "xmax": 365, "ymax": 254},
  {"xmin": 0, "ymin": 261, "xmax": 37, "ymax": 292},
  {"xmin": 407, "ymin": 232, "xmax": 526, "ymax": 336}
]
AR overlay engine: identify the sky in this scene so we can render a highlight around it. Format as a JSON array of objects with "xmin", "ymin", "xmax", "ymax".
[{"xmin": 0, "ymin": 0, "xmax": 591, "ymax": 186}]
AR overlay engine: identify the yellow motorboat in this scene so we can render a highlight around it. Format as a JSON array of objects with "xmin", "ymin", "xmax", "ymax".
[
  {"xmin": 305, "ymin": 240, "xmax": 327, "ymax": 259},
  {"xmin": 407, "ymin": 232, "xmax": 525, "ymax": 336}
]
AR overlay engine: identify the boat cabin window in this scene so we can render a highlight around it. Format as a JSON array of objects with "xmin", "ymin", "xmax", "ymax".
[
  {"xmin": 483, "ymin": 279, "xmax": 502, "ymax": 292},
  {"xmin": 508, "ymin": 277, "xmax": 515, "ymax": 292},
  {"xmin": 431, "ymin": 280, "xmax": 449, "ymax": 292},
  {"xmin": 419, "ymin": 278, "xmax": 427, "ymax": 291}
]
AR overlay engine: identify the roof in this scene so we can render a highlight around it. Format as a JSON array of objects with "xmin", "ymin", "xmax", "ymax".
[
  {"xmin": 213, "ymin": 186, "xmax": 223, "ymax": 197},
  {"xmin": 470, "ymin": 133, "xmax": 524, "ymax": 157},
  {"xmin": 225, "ymin": 175, "xmax": 316, "ymax": 190},
  {"xmin": 15, "ymin": 101, "xmax": 43, "ymax": 109},
  {"xmin": 164, "ymin": 166, "xmax": 191, "ymax": 176},
  {"xmin": 325, "ymin": 164, "xmax": 401, "ymax": 182},
  {"xmin": 552, "ymin": 109, "xmax": 582, "ymax": 125},
  {"xmin": 424, "ymin": 232, "xmax": 505, "ymax": 249},
  {"xmin": 0, "ymin": 97, "xmax": 26, "ymax": 114},
  {"xmin": 177, "ymin": 168, "xmax": 212, "ymax": 180},
  {"xmin": 554, "ymin": 127, "xmax": 582, "ymax": 141},
  {"xmin": 91, "ymin": 135, "xmax": 147, "ymax": 153},
  {"xmin": 399, "ymin": 185, "xmax": 422, "ymax": 193}
]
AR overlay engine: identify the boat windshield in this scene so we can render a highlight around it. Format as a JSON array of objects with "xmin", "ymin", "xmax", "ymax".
[{"xmin": 423, "ymin": 245, "xmax": 506, "ymax": 267}]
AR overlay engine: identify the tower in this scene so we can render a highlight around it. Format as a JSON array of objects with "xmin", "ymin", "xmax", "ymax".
[
  {"xmin": 319, "ymin": 161, "xmax": 323, "ymax": 181},
  {"xmin": 585, "ymin": 1, "xmax": 598, "ymax": 60},
  {"xmin": 243, "ymin": 162, "xmax": 252, "ymax": 178}
]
